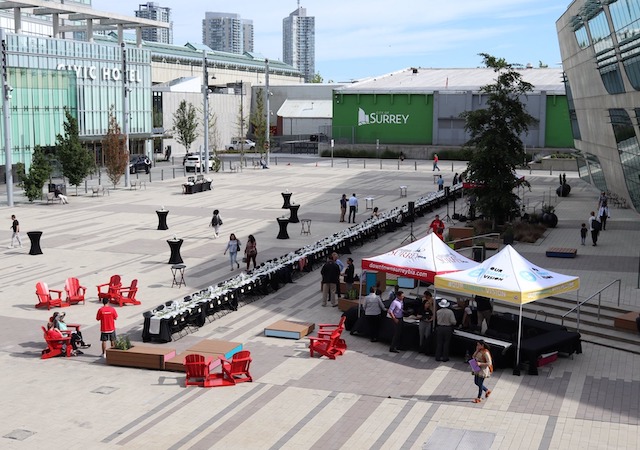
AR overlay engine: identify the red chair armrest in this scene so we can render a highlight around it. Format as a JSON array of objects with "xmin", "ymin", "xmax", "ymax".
[
  {"xmin": 49, "ymin": 289, "xmax": 63, "ymax": 299},
  {"xmin": 78, "ymin": 286, "xmax": 87, "ymax": 294},
  {"xmin": 309, "ymin": 336, "xmax": 330, "ymax": 344},
  {"xmin": 318, "ymin": 323, "xmax": 338, "ymax": 328},
  {"xmin": 67, "ymin": 324, "xmax": 81, "ymax": 331}
]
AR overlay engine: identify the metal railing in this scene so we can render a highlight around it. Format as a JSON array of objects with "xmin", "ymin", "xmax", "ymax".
[{"xmin": 561, "ymin": 279, "xmax": 621, "ymax": 331}]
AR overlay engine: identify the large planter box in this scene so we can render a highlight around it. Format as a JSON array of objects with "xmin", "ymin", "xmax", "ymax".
[
  {"xmin": 264, "ymin": 320, "xmax": 315, "ymax": 339},
  {"xmin": 338, "ymin": 298, "xmax": 361, "ymax": 312},
  {"xmin": 106, "ymin": 345, "xmax": 176, "ymax": 370},
  {"xmin": 448, "ymin": 226, "xmax": 474, "ymax": 249}
]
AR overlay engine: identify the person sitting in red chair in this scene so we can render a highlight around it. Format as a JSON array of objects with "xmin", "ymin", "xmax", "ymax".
[{"xmin": 51, "ymin": 312, "xmax": 90, "ymax": 356}]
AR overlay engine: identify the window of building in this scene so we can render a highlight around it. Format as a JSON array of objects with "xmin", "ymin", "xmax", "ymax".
[
  {"xmin": 589, "ymin": 11, "xmax": 614, "ymax": 53},
  {"xmin": 622, "ymin": 54, "xmax": 640, "ymax": 90},
  {"xmin": 610, "ymin": 108, "xmax": 640, "ymax": 209},
  {"xmin": 599, "ymin": 63, "xmax": 626, "ymax": 93},
  {"xmin": 574, "ymin": 26, "xmax": 590, "ymax": 48},
  {"xmin": 609, "ymin": 0, "xmax": 640, "ymax": 43}
]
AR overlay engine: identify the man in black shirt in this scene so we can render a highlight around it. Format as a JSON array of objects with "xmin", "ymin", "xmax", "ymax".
[{"xmin": 321, "ymin": 256, "xmax": 340, "ymax": 307}]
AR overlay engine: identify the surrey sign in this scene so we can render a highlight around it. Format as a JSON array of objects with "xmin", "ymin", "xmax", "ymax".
[{"xmin": 358, "ymin": 107, "xmax": 409, "ymax": 126}]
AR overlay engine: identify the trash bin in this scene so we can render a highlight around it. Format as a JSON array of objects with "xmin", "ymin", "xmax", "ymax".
[{"xmin": 472, "ymin": 245, "xmax": 486, "ymax": 262}]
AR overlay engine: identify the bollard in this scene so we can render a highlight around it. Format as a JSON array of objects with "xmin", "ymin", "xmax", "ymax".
[
  {"xmin": 549, "ymin": 167, "xmax": 553, "ymax": 175},
  {"xmin": 347, "ymin": 159, "xmax": 350, "ymax": 168},
  {"xmin": 364, "ymin": 159, "xmax": 366, "ymax": 169},
  {"xmin": 149, "ymin": 171, "xmax": 152, "ymax": 183},
  {"xmin": 397, "ymin": 160, "xmax": 400, "ymax": 170},
  {"xmin": 452, "ymin": 162, "xmax": 454, "ymax": 171},
  {"xmin": 380, "ymin": 159, "xmax": 382, "ymax": 169},
  {"xmin": 84, "ymin": 179, "xmax": 87, "ymax": 194},
  {"xmin": 275, "ymin": 157, "xmax": 278, "ymax": 165},
  {"xmin": 415, "ymin": 161, "xmax": 417, "ymax": 171}
]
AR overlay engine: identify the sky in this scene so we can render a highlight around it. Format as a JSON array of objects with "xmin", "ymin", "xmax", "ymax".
[{"xmin": 91, "ymin": 0, "xmax": 567, "ymax": 82}]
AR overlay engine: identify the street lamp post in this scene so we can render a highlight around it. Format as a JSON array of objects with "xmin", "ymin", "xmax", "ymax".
[
  {"xmin": 265, "ymin": 58, "xmax": 270, "ymax": 166},
  {"xmin": 1, "ymin": 29, "xmax": 14, "ymax": 206},
  {"xmin": 203, "ymin": 52, "xmax": 209, "ymax": 174},
  {"xmin": 122, "ymin": 42, "xmax": 130, "ymax": 188}
]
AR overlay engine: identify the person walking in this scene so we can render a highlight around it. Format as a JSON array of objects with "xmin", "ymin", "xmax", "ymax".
[
  {"xmin": 9, "ymin": 214, "xmax": 22, "ymax": 248},
  {"xmin": 598, "ymin": 202, "xmax": 610, "ymax": 231},
  {"xmin": 348, "ymin": 193, "xmax": 358, "ymax": 223},
  {"xmin": 388, "ymin": 291, "xmax": 405, "ymax": 353},
  {"xmin": 339, "ymin": 194, "xmax": 347, "ymax": 223},
  {"xmin": 580, "ymin": 223, "xmax": 587, "ymax": 246},
  {"xmin": 363, "ymin": 287, "xmax": 386, "ymax": 342},
  {"xmin": 320, "ymin": 256, "xmax": 340, "ymax": 307},
  {"xmin": 433, "ymin": 153, "xmax": 440, "ymax": 171},
  {"xmin": 210, "ymin": 209, "xmax": 223, "ymax": 238},
  {"xmin": 96, "ymin": 298, "xmax": 118, "ymax": 358},
  {"xmin": 224, "ymin": 233, "xmax": 241, "ymax": 270},
  {"xmin": 588, "ymin": 211, "xmax": 600, "ymax": 246},
  {"xmin": 435, "ymin": 299, "xmax": 456, "ymax": 361},
  {"xmin": 244, "ymin": 234, "xmax": 257, "ymax": 271},
  {"xmin": 470, "ymin": 340, "xmax": 493, "ymax": 403}
]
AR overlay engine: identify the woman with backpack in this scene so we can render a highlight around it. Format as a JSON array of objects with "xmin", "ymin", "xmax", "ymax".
[
  {"xmin": 471, "ymin": 340, "xmax": 493, "ymax": 403},
  {"xmin": 210, "ymin": 209, "xmax": 223, "ymax": 238}
]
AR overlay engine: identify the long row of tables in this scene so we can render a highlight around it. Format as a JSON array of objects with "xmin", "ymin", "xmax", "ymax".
[{"xmin": 141, "ymin": 185, "xmax": 464, "ymax": 342}]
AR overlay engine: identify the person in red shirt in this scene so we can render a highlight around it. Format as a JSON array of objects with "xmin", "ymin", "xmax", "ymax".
[
  {"xmin": 429, "ymin": 214, "xmax": 445, "ymax": 235},
  {"xmin": 96, "ymin": 298, "xmax": 118, "ymax": 358}
]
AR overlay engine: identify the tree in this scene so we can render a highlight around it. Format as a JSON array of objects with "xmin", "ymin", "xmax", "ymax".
[
  {"xmin": 310, "ymin": 72, "xmax": 324, "ymax": 83},
  {"xmin": 103, "ymin": 108, "xmax": 128, "ymax": 188},
  {"xmin": 56, "ymin": 108, "xmax": 95, "ymax": 195},
  {"xmin": 460, "ymin": 53, "xmax": 535, "ymax": 226},
  {"xmin": 196, "ymin": 103, "xmax": 222, "ymax": 172},
  {"xmin": 250, "ymin": 87, "xmax": 266, "ymax": 152},
  {"xmin": 172, "ymin": 100, "xmax": 198, "ymax": 153},
  {"xmin": 22, "ymin": 146, "xmax": 52, "ymax": 202}
]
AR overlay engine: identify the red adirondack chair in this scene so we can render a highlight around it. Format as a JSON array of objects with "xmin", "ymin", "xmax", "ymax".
[
  {"xmin": 64, "ymin": 277, "xmax": 86, "ymax": 305},
  {"xmin": 97, "ymin": 275, "xmax": 121, "ymax": 303},
  {"xmin": 184, "ymin": 354, "xmax": 214, "ymax": 387},
  {"xmin": 41, "ymin": 326, "xmax": 72, "ymax": 359},
  {"xmin": 111, "ymin": 279, "xmax": 141, "ymax": 307},
  {"xmin": 204, "ymin": 350, "xmax": 254, "ymax": 387},
  {"xmin": 35, "ymin": 281, "xmax": 68, "ymax": 310},
  {"xmin": 317, "ymin": 316, "xmax": 346, "ymax": 339},
  {"xmin": 309, "ymin": 328, "xmax": 347, "ymax": 359}
]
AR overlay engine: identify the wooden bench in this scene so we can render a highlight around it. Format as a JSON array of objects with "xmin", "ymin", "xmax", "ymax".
[
  {"xmin": 45, "ymin": 192, "xmax": 62, "ymax": 204},
  {"xmin": 545, "ymin": 247, "xmax": 577, "ymax": 258},
  {"xmin": 613, "ymin": 311, "xmax": 640, "ymax": 332}
]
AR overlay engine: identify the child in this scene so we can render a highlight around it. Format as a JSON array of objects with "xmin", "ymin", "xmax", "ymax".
[{"xmin": 580, "ymin": 223, "xmax": 587, "ymax": 245}]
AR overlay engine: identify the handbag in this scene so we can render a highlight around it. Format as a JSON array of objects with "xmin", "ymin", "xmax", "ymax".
[{"xmin": 242, "ymin": 257, "xmax": 247, "ymax": 263}]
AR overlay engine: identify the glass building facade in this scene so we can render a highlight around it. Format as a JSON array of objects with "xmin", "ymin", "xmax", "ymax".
[
  {"xmin": 1, "ymin": 32, "xmax": 152, "ymax": 171},
  {"xmin": 559, "ymin": 0, "xmax": 640, "ymax": 211}
]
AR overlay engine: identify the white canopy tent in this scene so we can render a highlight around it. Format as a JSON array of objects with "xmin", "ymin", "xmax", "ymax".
[
  {"xmin": 361, "ymin": 233, "xmax": 479, "ymax": 284},
  {"xmin": 434, "ymin": 245, "xmax": 580, "ymax": 372}
]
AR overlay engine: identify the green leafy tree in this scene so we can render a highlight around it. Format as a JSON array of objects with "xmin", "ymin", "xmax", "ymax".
[
  {"xmin": 103, "ymin": 108, "xmax": 128, "ymax": 188},
  {"xmin": 56, "ymin": 109, "xmax": 95, "ymax": 195},
  {"xmin": 250, "ymin": 87, "xmax": 266, "ymax": 152},
  {"xmin": 172, "ymin": 100, "xmax": 198, "ymax": 153},
  {"xmin": 310, "ymin": 72, "xmax": 324, "ymax": 83},
  {"xmin": 460, "ymin": 53, "xmax": 535, "ymax": 226},
  {"xmin": 22, "ymin": 146, "xmax": 52, "ymax": 202}
]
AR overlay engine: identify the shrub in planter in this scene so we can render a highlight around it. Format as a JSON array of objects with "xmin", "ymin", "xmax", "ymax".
[{"xmin": 114, "ymin": 335, "xmax": 132, "ymax": 350}]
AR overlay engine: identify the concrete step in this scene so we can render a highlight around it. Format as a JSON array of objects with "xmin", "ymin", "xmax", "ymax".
[{"xmin": 493, "ymin": 296, "xmax": 640, "ymax": 355}]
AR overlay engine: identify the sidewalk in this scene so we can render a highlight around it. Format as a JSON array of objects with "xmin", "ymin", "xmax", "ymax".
[{"xmin": 1, "ymin": 162, "xmax": 638, "ymax": 449}]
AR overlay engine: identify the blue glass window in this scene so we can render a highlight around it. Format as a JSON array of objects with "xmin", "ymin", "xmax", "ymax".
[
  {"xmin": 589, "ymin": 12, "xmax": 614, "ymax": 53},
  {"xmin": 610, "ymin": 108, "xmax": 640, "ymax": 209},
  {"xmin": 574, "ymin": 26, "xmax": 590, "ymax": 48},
  {"xmin": 609, "ymin": 0, "xmax": 640, "ymax": 43}
]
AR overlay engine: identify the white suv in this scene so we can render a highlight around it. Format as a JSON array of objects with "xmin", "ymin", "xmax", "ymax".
[
  {"xmin": 184, "ymin": 155, "xmax": 214, "ymax": 172},
  {"xmin": 226, "ymin": 138, "xmax": 256, "ymax": 150}
]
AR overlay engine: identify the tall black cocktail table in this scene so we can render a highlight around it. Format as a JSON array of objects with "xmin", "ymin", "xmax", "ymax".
[
  {"xmin": 288, "ymin": 204, "xmax": 300, "ymax": 223},
  {"xmin": 167, "ymin": 238, "xmax": 184, "ymax": 264},
  {"xmin": 156, "ymin": 209, "xmax": 169, "ymax": 230},
  {"xmin": 27, "ymin": 231, "xmax": 43, "ymax": 255},
  {"xmin": 281, "ymin": 192, "xmax": 293, "ymax": 209},
  {"xmin": 277, "ymin": 218, "xmax": 290, "ymax": 239}
]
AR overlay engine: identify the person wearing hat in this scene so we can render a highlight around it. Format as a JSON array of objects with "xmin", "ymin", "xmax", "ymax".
[
  {"xmin": 52, "ymin": 312, "xmax": 89, "ymax": 356},
  {"xmin": 435, "ymin": 298, "xmax": 457, "ymax": 362}
]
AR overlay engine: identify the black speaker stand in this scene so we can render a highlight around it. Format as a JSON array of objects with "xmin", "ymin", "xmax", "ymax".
[{"xmin": 401, "ymin": 222, "xmax": 417, "ymax": 244}]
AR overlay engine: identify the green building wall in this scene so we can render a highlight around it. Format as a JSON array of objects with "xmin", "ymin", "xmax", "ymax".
[
  {"xmin": 332, "ymin": 93, "xmax": 433, "ymax": 145},
  {"xmin": 545, "ymin": 95, "xmax": 574, "ymax": 148}
]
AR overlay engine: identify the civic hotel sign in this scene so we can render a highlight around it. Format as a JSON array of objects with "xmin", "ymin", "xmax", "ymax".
[{"xmin": 56, "ymin": 64, "xmax": 143, "ymax": 83}]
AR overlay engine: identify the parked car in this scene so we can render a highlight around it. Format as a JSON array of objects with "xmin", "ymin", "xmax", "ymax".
[
  {"xmin": 226, "ymin": 138, "xmax": 256, "ymax": 151},
  {"xmin": 129, "ymin": 154, "xmax": 152, "ymax": 174},
  {"xmin": 184, "ymin": 155, "xmax": 214, "ymax": 172}
]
